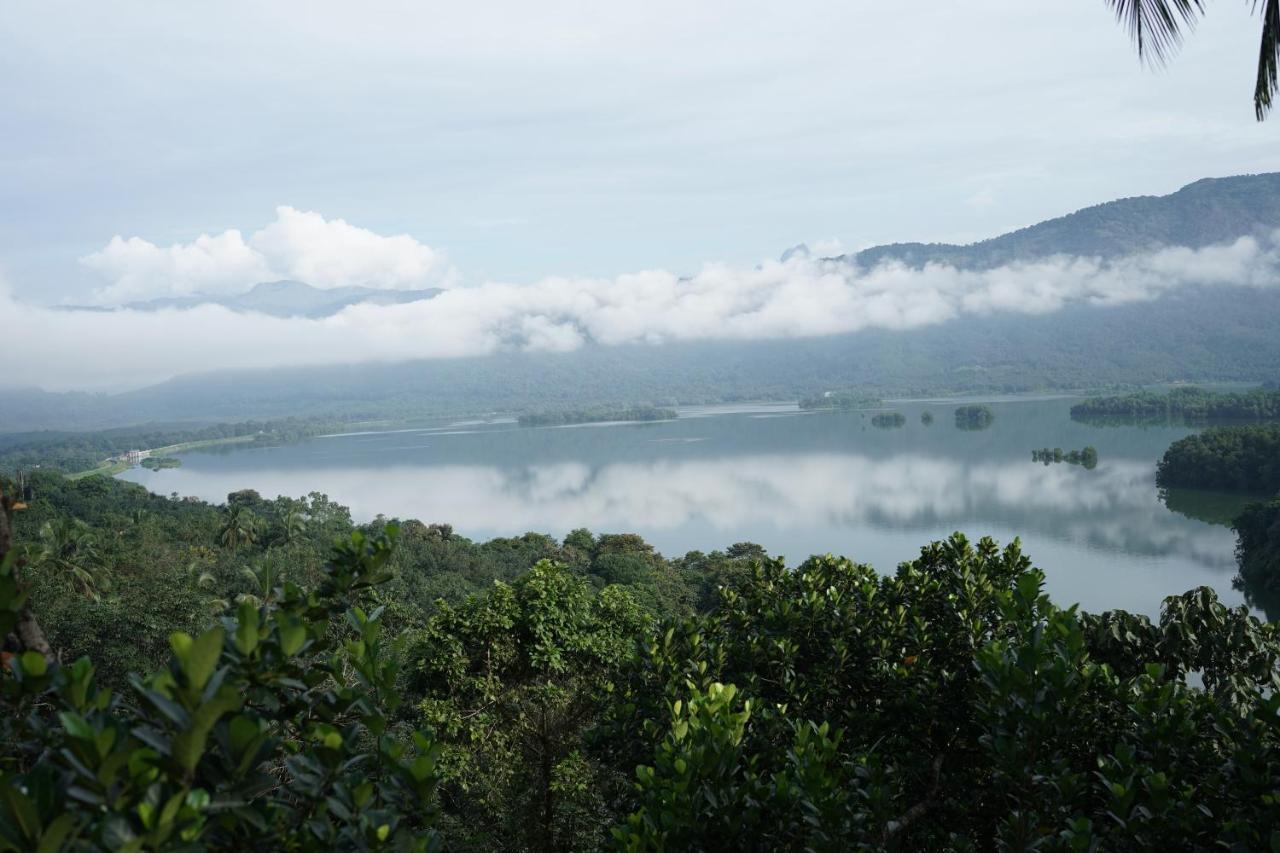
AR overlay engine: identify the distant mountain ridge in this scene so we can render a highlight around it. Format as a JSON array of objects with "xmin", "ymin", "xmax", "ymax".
[
  {"xmin": 67, "ymin": 280, "xmax": 443, "ymax": 318},
  {"xmin": 9, "ymin": 172, "xmax": 1280, "ymax": 433},
  {"xmin": 843, "ymin": 173, "xmax": 1280, "ymax": 270}
]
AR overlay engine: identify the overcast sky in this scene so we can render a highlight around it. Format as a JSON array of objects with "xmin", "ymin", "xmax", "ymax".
[{"xmin": 2, "ymin": 0, "xmax": 1277, "ymax": 306}]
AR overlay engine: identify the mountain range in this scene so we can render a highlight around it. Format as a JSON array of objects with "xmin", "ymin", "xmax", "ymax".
[
  {"xmin": 7, "ymin": 173, "xmax": 1280, "ymax": 432},
  {"xmin": 846, "ymin": 172, "xmax": 1280, "ymax": 270}
]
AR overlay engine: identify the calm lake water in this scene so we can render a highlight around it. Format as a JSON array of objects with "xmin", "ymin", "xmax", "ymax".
[{"xmin": 121, "ymin": 397, "xmax": 1259, "ymax": 618}]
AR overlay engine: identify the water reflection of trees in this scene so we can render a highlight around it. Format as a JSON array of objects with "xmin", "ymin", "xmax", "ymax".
[
  {"xmin": 1238, "ymin": 581, "xmax": 1280, "ymax": 623},
  {"xmin": 1159, "ymin": 487, "xmax": 1260, "ymax": 527}
]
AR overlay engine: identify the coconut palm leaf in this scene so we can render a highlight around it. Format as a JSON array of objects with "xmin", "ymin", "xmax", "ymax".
[
  {"xmin": 1108, "ymin": 0, "xmax": 1205, "ymax": 63},
  {"xmin": 1107, "ymin": 0, "xmax": 1280, "ymax": 118},
  {"xmin": 1255, "ymin": 0, "xmax": 1280, "ymax": 118}
]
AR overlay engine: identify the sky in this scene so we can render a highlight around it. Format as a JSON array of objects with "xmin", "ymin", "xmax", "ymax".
[
  {"xmin": 2, "ymin": 1, "xmax": 1279, "ymax": 391},
  {"xmin": 1, "ymin": 0, "xmax": 1277, "ymax": 306}
]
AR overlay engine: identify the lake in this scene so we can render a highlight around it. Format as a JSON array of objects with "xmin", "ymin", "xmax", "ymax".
[{"xmin": 121, "ymin": 397, "xmax": 1258, "ymax": 618}]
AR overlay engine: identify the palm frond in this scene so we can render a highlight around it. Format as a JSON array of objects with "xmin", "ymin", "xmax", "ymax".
[
  {"xmin": 1108, "ymin": 0, "xmax": 1205, "ymax": 64},
  {"xmin": 1255, "ymin": 0, "xmax": 1280, "ymax": 119}
]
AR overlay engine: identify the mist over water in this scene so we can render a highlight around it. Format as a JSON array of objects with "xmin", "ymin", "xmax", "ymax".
[{"xmin": 122, "ymin": 398, "xmax": 1248, "ymax": 617}]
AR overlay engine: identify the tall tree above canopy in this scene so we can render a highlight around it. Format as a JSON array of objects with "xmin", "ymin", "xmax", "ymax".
[{"xmin": 1107, "ymin": 0, "xmax": 1280, "ymax": 119}]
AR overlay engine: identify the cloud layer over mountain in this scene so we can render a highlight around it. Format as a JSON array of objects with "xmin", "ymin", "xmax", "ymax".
[
  {"xmin": 8, "ymin": 228, "xmax": 1279, "ymax": 392},
  {"xmin": 81, "ymin": 207, "xmax": 456, "ymax": 303}
]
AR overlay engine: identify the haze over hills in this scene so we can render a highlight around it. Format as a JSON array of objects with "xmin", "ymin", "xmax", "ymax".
[{"xmin": 5, "ymin": 173, "xmax": 1280, "ymax": 432}]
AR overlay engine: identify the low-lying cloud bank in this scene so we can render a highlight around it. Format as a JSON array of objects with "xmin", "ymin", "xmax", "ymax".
[
  {"xmin": 82, "ymin": 207, "xmax": 455, "ymax": 303},
  {"xmin": 9, "ymin": 230, "xmax": 1280, "ymax": 391}
]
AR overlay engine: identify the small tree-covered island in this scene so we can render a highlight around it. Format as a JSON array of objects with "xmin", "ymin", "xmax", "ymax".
[
  {"xmin": 518, "ymin": 407, "xmax": 678, "ymax": 427},
  {"xmin": 139, "ymin": 456, "xmax": 181, "ymax": 471},
  {"xmin": 1156, "ymin": 424, "xmax": 1280, "ymax": 493},
  {"xmin": 954, "ymin": 405, "xmax": 995, "ymax": 430},
  {"xmin": 1032, "ymin": 446, "xmax": 1099, "ymax": 469},
  {"xmin": 870, "ymin": 411, "xmax": 906, "ymax": 428},
  {"xmin": 1072, "ymin": 387, "xmax": 1280, "ymax": 423},
  {"xmin": 3, "ymin": 471, "xmax": 1279, "ymax": 850},
  {"xmin": 798, "ymin": 391, "xmax": 882, "ymax": 411}
]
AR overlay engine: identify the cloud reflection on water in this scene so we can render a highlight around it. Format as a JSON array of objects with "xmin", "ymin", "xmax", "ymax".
[{"xmin": 138, "ymin": 451, "xmax": 1237, "ymax": 570}]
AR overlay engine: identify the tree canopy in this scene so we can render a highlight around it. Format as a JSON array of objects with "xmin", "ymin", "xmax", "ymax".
[
  {"xmin": 1156, "ymin": 423, "xmax": 1280, "ymax": 493},
  {"xmin": 3, "ymin": 473, "xmax": 1279, "ymax": 849}
]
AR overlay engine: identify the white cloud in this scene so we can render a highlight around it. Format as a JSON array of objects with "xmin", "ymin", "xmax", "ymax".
[
  {"xmin": 82, "ymin": 231, "xmax": 273, "ymax": 304},
  {"xmin": 249, "ymin": 206, "xmax": 453, "ymax": 290},
  {"xmin": 80, "ymin": 207, "xmax": 455, "ymax": 303},
  {"xmin": 14, "ymin": 231, "xmax": 1280, "ymax": 391}
]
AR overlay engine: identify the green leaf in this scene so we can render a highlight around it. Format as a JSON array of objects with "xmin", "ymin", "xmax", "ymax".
[
  {"xmin": 35, "ymin": 813, "xmax": 77, "ymax": 853},
  {"xmin": 278, "ymin": 616, "xmax": 306, "ymax": 657},
  {"xmin": 158, "ymin": 790, "xmax": 185, "ymax": 831},
  {"xmin": 169, "ymin": 632, "xmax": 193, "ymax": 661},
  {"xmin": 234, "ymin": 602, "xmax": 259, "ymax": 656},
  {"xmin": 229, "ymin": 715, "xmax": 259, "ymax": 754},
  {"xmin": 184, "ymin": 627, "xmax": 225, "ymax": 692},
  {"xmin": 0, "ymin": 784, "xmax": 40, "ymax": 841},
  {"xmin": 20, "ymin": 651, "xmax": 47, "ymax": 678},
  {"xmin": 172, "ymin": 686, "xmax": 241, "ymax": 773},
  {"xmin": 58, "ymin": 712, "xmax": 95, "ymax": 742}
]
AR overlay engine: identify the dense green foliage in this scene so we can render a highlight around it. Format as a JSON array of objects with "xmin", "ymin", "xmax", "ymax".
[
  {"xmin": 1072, "ymin": 386, "xmax": 1280, "ymax": 424},
  {"xmin": 797, "ymin": 392, "xmax": 880, "ymax": 411},
  {"xmin": 517, "ymin": 408, "xmax": 677, "ymax": 428},
  {"xmin": 611, "ymin": 542, "xmax": 1280, "ymax": 850},
  {"xmin": 0, "ymin": 418, "xmax": 339, "ymax": 476},
  {"xmin": 1156, "ymin": 424, "xmax": 1280, "ymax": 493},
  {"xmin": 954, "ymin": 405, "xmax": 994, "ymax": 430},
  {"xmin": 1, "ymin": 521, "xmax": 444, "ymax": 850},
  {"xmin": 870, "ymin": 412, "xmax": 906, "ymax": 429},
  {"xmin": 4, "ymin": 472, "xmax": 1280, "ymax": 850},
  {"xmin": 140, "ymin": 457, "xmax": 181, "ymax": 471},
  {"xmin": 1032, "ymin": 446, "xmax": 1098, "ymax": 469}
]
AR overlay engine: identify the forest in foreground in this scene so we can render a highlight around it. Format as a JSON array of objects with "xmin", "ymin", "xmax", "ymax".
[{"xmin": 2, "ymin": 472, "xmax": 1279, "ymax": 851}]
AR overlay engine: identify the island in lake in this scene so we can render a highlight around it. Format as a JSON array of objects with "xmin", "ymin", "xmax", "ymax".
[
  {"xmin": 1072, "ymin": 386, "xmax": 1280, "ymax": 423},
  {"xmin": 1032, "ymin": 446, "xmax": 1098, "ymax": 469},
  {"xmin": 798, "ymin": 391, "xmax": 881, "ymax": 411},
  {"xmin": 517, "ymin": 406, "xmax": 678, "ymax": 427},
  {"xmin": 954, "ymin": 405, "xmax": 994, "ymax": 430}
]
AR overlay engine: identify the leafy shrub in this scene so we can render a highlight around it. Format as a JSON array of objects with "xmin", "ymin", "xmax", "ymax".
[{"xmin": 0, "ymin": 527, "xmax": 444, "ymax": 851}]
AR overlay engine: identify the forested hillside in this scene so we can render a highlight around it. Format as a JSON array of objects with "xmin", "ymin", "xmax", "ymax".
[
  {"xmin": 847, "ymin": 173, "xmax": 1280, "ymax": 270},
  {"xmin": 5, "ymin": 284, "xmax": 1280, "ymax": 432}
]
